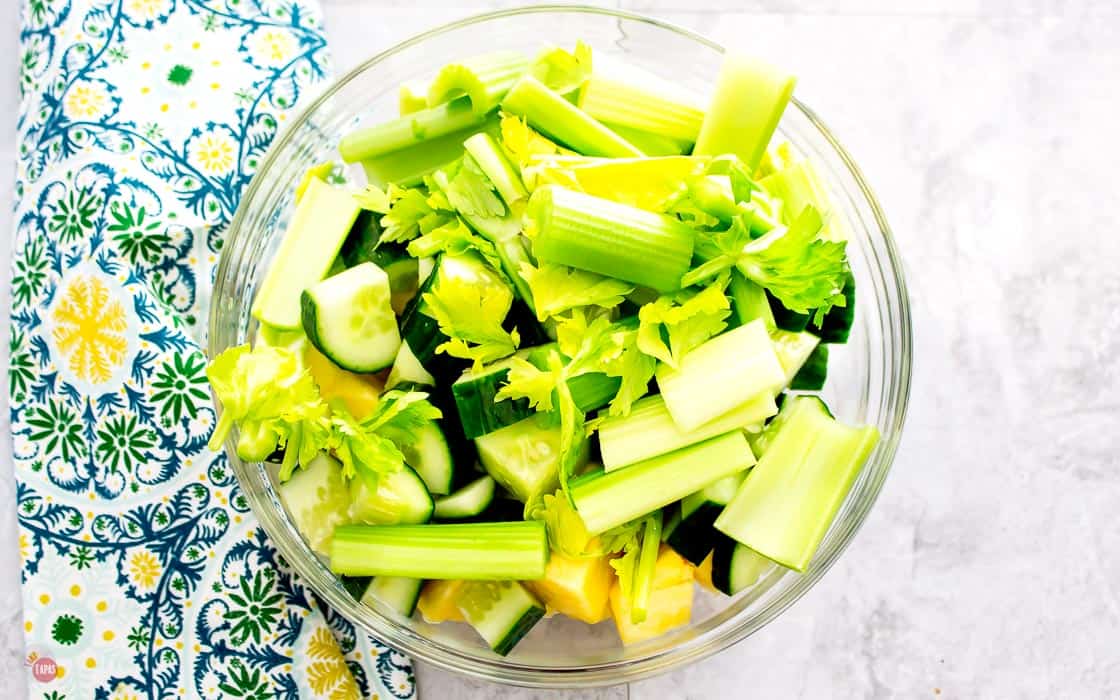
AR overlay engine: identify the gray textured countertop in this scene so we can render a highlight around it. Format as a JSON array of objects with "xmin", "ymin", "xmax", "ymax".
[{"xmin": 2, "ymin": 1, "xmax": 1118, "ymax": 698}]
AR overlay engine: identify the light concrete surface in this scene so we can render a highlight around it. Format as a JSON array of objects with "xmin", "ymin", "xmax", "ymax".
[{"xmin": 3, "ymin": 1, "xmax": 1119, "ymax": 698}]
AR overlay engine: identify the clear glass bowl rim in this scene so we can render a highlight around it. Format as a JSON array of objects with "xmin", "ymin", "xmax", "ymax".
[{"xmin": 209, "ymin": 3, "xmax": 913, "ymax": 688}]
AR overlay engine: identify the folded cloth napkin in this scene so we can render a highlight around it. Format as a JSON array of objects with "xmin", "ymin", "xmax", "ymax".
[{"xmin": 10, "ymin": 1, "xmax": 415, "ymax": 697}]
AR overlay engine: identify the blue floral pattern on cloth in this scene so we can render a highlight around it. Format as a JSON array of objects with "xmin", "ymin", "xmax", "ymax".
[{"xmin": 10, "ymin": 1, "xmax": 416, "ymax": 698}]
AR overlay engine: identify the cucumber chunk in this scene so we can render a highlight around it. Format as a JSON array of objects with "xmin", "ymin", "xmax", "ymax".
[
  {"xmin": 709, "ymin": 538, "xmax": 774, "ymax": 596},
  {"xmin": 349, "ymin": 465, "xmax": 434, "ymax": 526},
  {"xmin": 457, "ymin": 580, "xmax": 546, "ymax": 656},
  {"xmin": 433, "ymin": 475, "xmax": 496, "ymax": 520},
  {"xmin": 301, "ymin": 262, "xmax": 401, "ymax": 373},
  {"xmin": 666, "ymin": 473, "xmax": 746, "ymax": 565},
  {"xmin": 364, "ymin": 576, "xmax": 423, "ymax": 617},
  {"xmin": 476, "ymin": 413, "xmax": 587, "ymax": 503},
  {"xmin": 276, "ymin": 452, "xmax": 351, "ymax": 556},
  {"xmin": 400, "ymin": 422, "xmax": 454, "ymax": 496}
]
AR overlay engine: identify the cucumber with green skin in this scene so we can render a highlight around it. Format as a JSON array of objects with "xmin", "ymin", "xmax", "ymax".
[
  {"xmin": 456, "ymin": 580, "xmax": 546, "ymax": 656},
  {"xmin": 433, "ymin": 475, "xmax": 496, "ymax": 519},
  {"xmin": 348, "ymin": 465, "xmax": 434, "ymax": 526},
  {"xmin": 665, "ymin": 473, "xmax": 745, "ymax": 565},
  {"xmin": 301, "ymin": 263, "xmax": 401, "ymax": 373},
  {"xmin": 709, "ymin": 536, "xmax": 774, "ymax": 596}
]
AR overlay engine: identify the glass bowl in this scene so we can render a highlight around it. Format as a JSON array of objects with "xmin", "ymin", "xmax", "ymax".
[{"xmin": 209, "ymin": 5, "xmax": 912, "ymax": 688}]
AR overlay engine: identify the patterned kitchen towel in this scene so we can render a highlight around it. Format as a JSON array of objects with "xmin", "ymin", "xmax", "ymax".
[{"xmin": 9, "ymin": 1, "xmax": 415, "ymax": 698}]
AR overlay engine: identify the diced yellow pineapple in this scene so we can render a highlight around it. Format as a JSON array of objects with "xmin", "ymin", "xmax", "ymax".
[
  {"xmin": 694, "ymin": 552, "xmax": 717, "ymax": 593},
  {"xmin": 610, "ymin": 580, "xmax": 693, "ymax": 645},
  {"xmin": 525, "ymin": 553, "xmax": 614, "ymax": 624},
  {"xmin": 653, "ymin": 546, "xmax": 694, "ymax": 588},
  {"xmin": 305, "ymin": 345, "xmax": 384, "ymax": 419},
  {"xmin": 417, "ymin": 580, "xmax": 466, "ymax": 623}
]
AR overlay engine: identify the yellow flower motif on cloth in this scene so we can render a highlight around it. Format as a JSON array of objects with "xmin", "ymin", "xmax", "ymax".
[
  {"xmin": 127, "ymin": 549, "xmax": 162, "ymax": 592},
  {"xmin": 19, "ymin": 533, "xmax": 29, "ymax": 561},
  {"xmin": 110, "ymin": 684, "xmax": 142, "ymax": 700},
  {"xmin": 63, "ymin": 82, "xmax": 109, "ymax": 120},
  {"xmin": 51, "ymin": 273, "xmax": 129, "ymax": 385},
  {"xmin": 251, "ymin": 28, "xmax": 296, "ymax": 67},
  {"xmin": 126, "ymin": 0, "xmax": 170, "ymax": 20},
  {"xmin": 306, "ymin": 627, "xmax": 361, "ymax": 700},
  {"xmin": 189, "ymin": 130, "xmax": 235, "ymax": 175}
]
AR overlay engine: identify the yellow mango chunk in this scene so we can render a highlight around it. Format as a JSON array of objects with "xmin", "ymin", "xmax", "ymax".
[
  {"xmin": 610, "ymin": 580, "xmax": 693, "ymax": 645},
  {"xmin": 694, "ymin": 552, "xmax": 718, "ymax": 593},
  {"xmin": 305, "ymin": 345, "xmax": 384, "ymax": 419},
  {"xmin": 417, "ymin": 580, "xmax": 466, "ymax": 623},
  {"xmin": 525, "ymin": 553, "xmax": 614, "ymax": 624}
]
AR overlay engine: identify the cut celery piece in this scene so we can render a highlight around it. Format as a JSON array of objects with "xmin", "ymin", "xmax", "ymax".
[
  {"xmin": 694, "ymin": 52, "xmax": 796, "ymax": 171},
  {"xmin": 330, "ymin": 522, "xmax": 549, "ymax": 579},
  {"xmin": 579, "ymin": 53, "xmax": 705, "ymax": 144},
  {"xmin": 729, "ymin": 272, "xmax": 776, "ymax": 330},
  {"xmin": 428, "ymin": 50, "xmax": 530, "ymax": 115},
  {"xmin": 463, "ymin": 132, "xmax": 528, "ymax": 204},
  {"xmin": 361, "ymin": 118, "xmax": 497, "ymax": 187},
  {"xmin": 571, "ymin": 431, "xmax": 756, "ymax": 535},
  {"xmin": 527, "ymin": 185, "xmax": 694, "ymax": 292},
  {"xmin": 656, "ymin": 319, "xmax": 786, "ymax": 433},
  {"xmin": 501, "ymin": 76, "xmax": 643, "ymax": 158},
  {"xmin": 760, "ymin": 158, "xmax": 849, "ymax": 242},
  {"xmin": 770, "ymin": 328, "xmax": 821, "ymax": 387},
  {"xmin": 530, "ymin": 156, "xmax": 704, "ymax": 212},
  {"xmin": 340, "ymin": 97, "xmax": 486, "ymax": 163},
  {"xmin": 252, "ymin": 178, "xmax": 361, "ymax": 329},
  {"xmin": 399, "ymin": 79, "xmax": 430, "ymax": 115},
  {"xmin": 598, "ymin": 393, "xmax": 777, "ymax": 472},
  {"xmin": 605, "ymin": 123, "xmax": 692, "ymax": 156},
  {"xmin": 715, "ymin": 396, "xmax": 879, "ymax": 572}
]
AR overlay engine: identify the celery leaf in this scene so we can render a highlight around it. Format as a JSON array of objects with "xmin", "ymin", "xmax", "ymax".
[
  {"xmin": 530, "ymin": 41, "xmax": 593, "ymax": 98},
  {"xmin": 520, "ymin": 262, "xmax": 634, "ymax": 321},
  {"xmin": 495, "ymin": 356, "xmax": 560, "ymax": 412},
  {"xmin": 637, "ymin": 276, "xmax": 732, "ymax": 368},
  {"xmin": 422, "ymin": 274, "xmax": 519, "ymax": 369}
]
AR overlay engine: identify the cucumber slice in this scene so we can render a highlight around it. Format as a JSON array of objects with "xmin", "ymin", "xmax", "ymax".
[
  {"xmin": 476, "ymin": 413, "xmax": 587, "ymax": 503},
  {"xmin": 456, "ymin": 580, "xmax": 545, "ymax": 656},
  {"xmin": 452, "ymin": 346, "xmax": 548, "ymax": 440},
  {"xmin": 387, "ymin": 340, "xmax": 436, "ymax": 388},
  {"xmin": 790, "ymin": 344, "xmax": 828, "ymax": 391},
  {"xmin": 715, "ymin": 396, "xmax": 879, "ymax": 572},
  {"xmin": 400, "ymin": 422, "xmax": 454, "ymax": 496},
  {"xmin": 598, "ymin": 394, "xmax": 776, "ymax": 472},
  {"xmin": 709, "ymin": 537, "xmax": 774, "ymax": 596},
  {"xmin": 434, "ymin": 475, "xmax": 496, "ymax": 520},
  {"xmin": 276, "ymin": 452, "xmax": 351, "ymax": 556},
  {"xmin": 252, "ymin": 178, "xmax": 362, "ymax": 329},
  {"xmin": 770, "ymin": 329, "xmax": 821, "ymax": 388},
  {"xmin": 301, "ymin": 263, "xmax": 401, "ymax": 373},
  {"xmin": 767, "ymin": 290, "xmax": 810, "ymax": 332},
  {"xmin": 665, "ymin": 473, "xmax": 745, "ymax": 565},
  {"xmin": 363, "ymin": 576, "xmax": 423, "ymax": 617},
  {"xmin": 349, "ymin": 465, "xmax": 434, "ymax": 526}
]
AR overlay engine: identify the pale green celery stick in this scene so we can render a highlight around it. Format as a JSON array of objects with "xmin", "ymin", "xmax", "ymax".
[
  {"xmin": 340, "ymin": 97, "xmax": 485, "ymax": 163},
  {"xmin": 694, "ymin": 52, "xmax": 796, "ymax": 171},
  {"xmin": 606, "ymin": 123, "xmax": 692, "ymax": 157},
  {"xmin": 399, "ymin": 79, "xmax": 430, "ymax": 115},
  {"xmin": 428, "ymin": 50, "xmax": 530, "ymax": 115},
  {"xmin": 463, "ymin": 132, "xmax": 528, "ymax": 204},
  {"xmin": 362, "ymin": 119, "xmax": 497, "ymax": 187},
  {"xmin": 527, "ymin": 185, "xmax": 694, "ymax": 292},
  {"xmin": 252, "ymin": 178, "xmax": 361, "ymax": 329},
  {"xmin": 501, "ymin": 76, "xmax": 644, "ymax": 158},
  {"xmin": 579, "ymin": 53, "xmax": 705, "ymax": 143},
  {"xmin": 714, "ymin": 397, "xmax": 879, "ymax": 572}
]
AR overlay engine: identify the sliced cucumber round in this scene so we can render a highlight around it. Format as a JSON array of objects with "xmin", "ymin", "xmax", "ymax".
[
  {"xmin": 301, "ymin": 262, "xmax": 401, "ymax": 373},
  {"xmin": 349, "ymin": 465, "xmax": 433, "ymax": 525},
  {"xmin": 400, "ymin": 422, "xmax": 454, "ymax": 495},
  {"xmin": 434, "ymin": 475, "xmax": 496, "ymax": 520}
]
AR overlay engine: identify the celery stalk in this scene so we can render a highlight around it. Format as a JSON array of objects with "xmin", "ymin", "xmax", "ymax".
[
  {"xmin": 606, "ymin": 123, "xmax": 692, "ymax": 157},
  {"xmin": 630, "ymin": 511, "xmax": 663, "ymax": 624},
  {"xmin": 330, "ymin": 522, "xmax": 549, "ymax": 580},
  {"xmin": 463, "ymin": 132, "xmax": 528, "ymax": 204},
  {"xmin": 527, "ymin": 185, "xmax": 694, "ymax": 292},
  {"xmin": 694, "ymin": 52, "xmax": 796, "ymax": 171},
  {"xmin": 579, "ymin": 54, "xmax": 705, "ymax": 144},
  {"xmin": 760, "ymin": 159, "xmax": 849, "ymax": 242},
  {"xmin": 715, "ymin": 397, "xmax": 879, "ymax": 572},
  {"xmin": 571, "ymin": 431, "xmax": 756, "ymax": 535},
  {"xmin": 428, "ymin": 50, "xmax": 530, "ymax": 115},
  {"xmin": 501, "ymin": 76, "xmax": 644, "ymax": 158},
  {"xmin": 340, "ymin": 97, "xmax": 486, "ymax": 163},
  {"xmin": 399, "ymin": 79, "xmax": 430, "ymax": 115},
  {"xmin": 362, "ymin": 119, "xmax": 497, "ymax": 187}
]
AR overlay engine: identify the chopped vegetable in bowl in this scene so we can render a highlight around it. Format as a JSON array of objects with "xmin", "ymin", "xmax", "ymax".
[{"xmin": 208, "ymin": 41, "xmax": 879, "ymax": 657}]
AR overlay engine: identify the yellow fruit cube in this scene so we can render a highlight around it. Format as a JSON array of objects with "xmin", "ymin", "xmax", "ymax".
[
  {"xmin": 525, "ymin": 553, "xmax": 614, "ymax": 624},
  {"xmin": 694, "ymin": 552, "xmax": 717, "ymax": 593},
  {"xmin": 305, "ymin": 345, "xmax": 384, "ymax": 419},
  {"xmin": 610, "ymin": 580, "xmax": 693, "ymax": 645},
  {"xmin": 417, "ymin": 580, "xmax": 466, "ymax": 623},
  {"xmin": 653, "ymin": 546, "xmax": 694, "ymax": 588}
]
